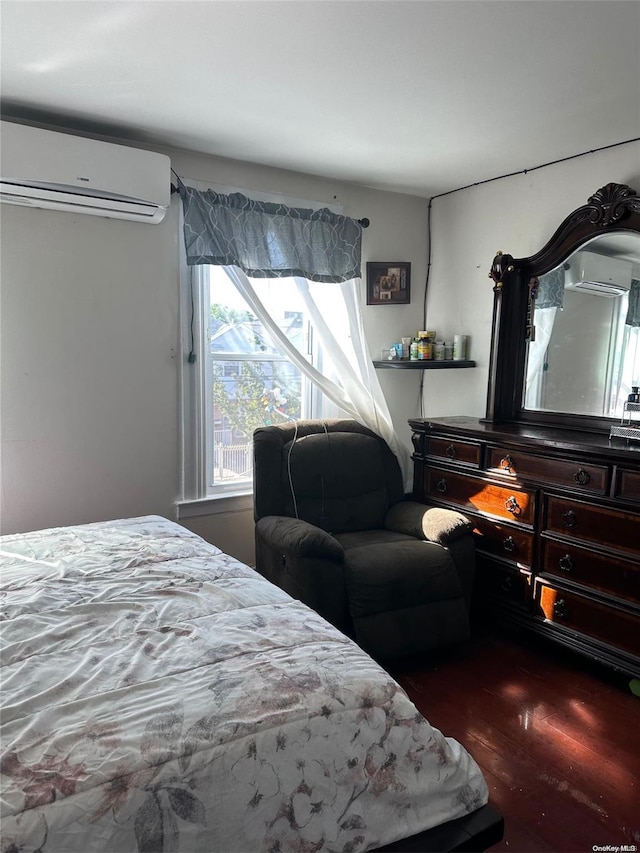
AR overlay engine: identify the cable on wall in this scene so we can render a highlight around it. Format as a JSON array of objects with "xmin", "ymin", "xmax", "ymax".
[
  {"xmin": 429, "ymin": 136, "xmax": 640, "ymax": 203},
  {"xmin": 187, "ymin": 270, "xmax": 196, "ymax": 364},
  {"xmin": 171, "ymin": 167, "xmax": 187, "ymax": 195},
  {"xmin": 418, "ymin": 197, "xmax": 434, "ymax": 417}
]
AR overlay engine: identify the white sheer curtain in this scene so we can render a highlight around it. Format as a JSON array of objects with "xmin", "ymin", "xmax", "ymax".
[
  {"xmin": 223, "ymin": 265, "xmax": 412, "ymax": 487},
  {"xmin": 525, "ymin": 306, "xmax": 558, "ymax": 409}
]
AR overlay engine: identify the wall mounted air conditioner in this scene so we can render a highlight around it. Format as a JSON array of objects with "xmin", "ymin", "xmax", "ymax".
[
  {"xmin": 566, "ymin": 250, "xmax": 632, "ymax": 297},
  {"xmin": 0, "ymin": 121, "xmax": 171, "ymax": 223}
]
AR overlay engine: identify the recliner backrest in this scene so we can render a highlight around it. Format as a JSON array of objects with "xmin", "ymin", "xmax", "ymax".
[{"xmin": 253, "ymin": 419, "xmax": 404, "ymax": 532}]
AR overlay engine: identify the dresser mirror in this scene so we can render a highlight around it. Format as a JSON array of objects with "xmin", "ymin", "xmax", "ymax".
[
  {"xmin": 525, "ymin": 233, "xmax": 640, "ymax": 418},
  {"xmin": 487, "ymin": 183, "xmax": 640, "ymax": 432}
]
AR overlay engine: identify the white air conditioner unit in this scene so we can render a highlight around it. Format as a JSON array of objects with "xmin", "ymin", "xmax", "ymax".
[
  {"xmin": 566, "ymin": 250, "xmax": 632, "ymax": 297},
  {"xmin": 0, "ymin": 121, "xmax": 171, "ymax": 223}
]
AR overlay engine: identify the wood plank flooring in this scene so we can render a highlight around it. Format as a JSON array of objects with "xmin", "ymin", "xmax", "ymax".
[{"xmin": 389, "ymin": 627, "xmax": 640, "ymax": 853}]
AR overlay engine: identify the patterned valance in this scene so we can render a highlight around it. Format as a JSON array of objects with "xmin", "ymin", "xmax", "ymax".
[
  {"xmin": 536, "ymin": 267, "xmax": 565, "ymax": 309},
  {"xmin": 179, "ymin": 186, "xmax": 362, "ymax": 283},
  {"xmin": 626, "ymin": 279, "xmax": 640, "ymax": 327}
]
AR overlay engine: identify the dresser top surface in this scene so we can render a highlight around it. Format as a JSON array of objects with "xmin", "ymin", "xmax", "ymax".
[{"xmin": 409, "ymin": 416, "xmax": 640, "ymax": 466}]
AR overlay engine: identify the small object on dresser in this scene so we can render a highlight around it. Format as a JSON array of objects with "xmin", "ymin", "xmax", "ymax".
[{"xmin": 609, "ymin": 395, "xmax": 640, "ymax": 442}]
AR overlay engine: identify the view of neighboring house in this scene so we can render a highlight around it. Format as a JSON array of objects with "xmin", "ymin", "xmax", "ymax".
[{"xmin": 208, "ymin": 305, "xmax": 305, "ymax": 484}]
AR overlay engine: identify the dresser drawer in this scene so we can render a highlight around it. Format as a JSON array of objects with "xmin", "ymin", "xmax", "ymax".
[
  {"xmin": 428, "ymin": 437, "xmax": 481, "ymax": 467},
  {"xmin": 424, "ymin": 467, "xmax": 535, "ymax": 525},
  {"xmin": 535, "ymin": 582, "xmax": 639, "ymax": 657},
  {"xmin": 487, "ymin": 446, "xmax": 609, "ymax": 494},
  {"xmin": 544, "ymin": 495, "xmax": 639, "ymax": 556},
  {"xmin": 477, "ymin": 558, "xmax": 531, "ymax": 611},
  {"xmin": 472, "ymin": 515, "xmax": 534, "ymax": 568},
  {"xmin": 616, "ymin": 469, "xmax": 640, "ymax": 503},
  {"xmin": 541, "ymin": 539, "xmax": 640, "ymax": 604}
]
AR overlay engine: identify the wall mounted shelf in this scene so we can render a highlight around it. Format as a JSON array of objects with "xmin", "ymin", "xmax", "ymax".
[{"xmin": 373, "ymin": 359, "xmax": 476, "ymax": 370}]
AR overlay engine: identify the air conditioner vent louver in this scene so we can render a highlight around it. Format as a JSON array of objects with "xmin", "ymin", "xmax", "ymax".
[
  {"xmin": 0, "ymin": 121, "xmax": 171, "ymax": 223},
  {"xmin": 572, "ymin": 280, "xmax": 628, "ymax": 297}
]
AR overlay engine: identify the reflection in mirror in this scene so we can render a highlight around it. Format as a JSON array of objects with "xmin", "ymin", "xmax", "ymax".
[{"xmin": 524, "ymin": 233, "xmax": 640, "ymax": 418}]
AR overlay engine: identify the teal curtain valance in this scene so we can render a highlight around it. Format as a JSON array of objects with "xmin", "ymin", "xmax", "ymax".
[
  {"xmin": 179, "ymin": 186, "xmax": 362, "ymax": 283},
  {"xmin": 536, "ymin": 268, "xmax": 565, "ymax": 309},
  {"xmin": 626, "ymin": 279, "xmax": 640, "ymax": 327}
]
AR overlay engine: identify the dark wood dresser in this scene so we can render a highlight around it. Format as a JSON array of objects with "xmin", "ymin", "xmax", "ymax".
[{"xmin": 410, "ymin": 416, "xmax": 640, "ymax": 677}]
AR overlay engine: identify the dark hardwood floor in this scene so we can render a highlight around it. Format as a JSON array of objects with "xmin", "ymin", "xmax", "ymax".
[{"xmin": 389, "ymin": 626, "xmax": 640, "ymax": 853}]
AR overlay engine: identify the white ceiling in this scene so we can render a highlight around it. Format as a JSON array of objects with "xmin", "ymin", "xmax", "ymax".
[{"xmin": 1, "ymin": 0, "xmax": 639, "ymax": 198}]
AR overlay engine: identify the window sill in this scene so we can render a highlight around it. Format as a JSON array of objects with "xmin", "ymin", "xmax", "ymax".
[{"xmin": 176, "ymin": 492, "xmax": 253, "ymax": 519}]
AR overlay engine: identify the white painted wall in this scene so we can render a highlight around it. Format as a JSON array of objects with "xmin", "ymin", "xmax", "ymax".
[
  {"xmin": 422, "ymin": 142, "xmax": 640, "ymax": 419},
  {"xmin": 1, "ymin": 203, "xmax": 180, "ymax": 534},
  {"xmin": 0, "ymin": 135, "xmax": 428, "ymax": 564}
]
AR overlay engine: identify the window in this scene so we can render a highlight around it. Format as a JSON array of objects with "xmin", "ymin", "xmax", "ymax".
[
  {"xmin": 177, "ymin": 181, "xmax": 406, "ymax": 507},
  {"xmin": 181, "ymin": 265, "xmax": 345, "ymax": 501}
]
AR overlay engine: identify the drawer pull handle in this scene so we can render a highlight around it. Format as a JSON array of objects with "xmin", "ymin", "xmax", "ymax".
[
  {"xmin": 500, "ymin": 575, "xmax": 514, "ymax": 593},
  {"xmin": 503, "ymin": 536, "xmax": 516, "ymax": 553},
  {"xmin": 505, "ymin": 496, "xmax": 522, "ymax": 516},
  {"xmin": 553, "ymin": 599, "xmax": 567, "ymax": 620},
  {"xmin": 445, "ymin": 444, "xmax": 457, "ymax": 459},
  {"xmin": 561, "ymin": 510, "xmax": 577, "ymax": 529},
  {"xmin": 500, "ymin": 454, "xmax": 514, "ymax": 473},
  {"xmin": 559, "ymin": 554, "xmax": 573, "ymax": 573},
  {"xmin": 573, "ymin": 469, "xmax": 591, "ymax": 486},
  {"xmin": 436, "ymin": 478, "xmax": 447, "ymax": 494}
]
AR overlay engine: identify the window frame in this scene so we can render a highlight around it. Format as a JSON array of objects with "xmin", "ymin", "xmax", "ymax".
[{"xmin": 179, "ymin": 265, "xmax": 329, "ymax": 510}]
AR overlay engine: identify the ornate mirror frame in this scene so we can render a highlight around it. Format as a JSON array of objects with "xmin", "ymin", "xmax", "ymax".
[{"xmin": 486, "ymin": 182, "xmax": 640, "ymax": 432}]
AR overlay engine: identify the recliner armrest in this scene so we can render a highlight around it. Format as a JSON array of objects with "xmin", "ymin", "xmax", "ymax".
[
  {"xmin": 255, "ymin": 516, "xmax": 345, "ymax": 562},
  {"xmin": 384, "ymin": 501, "xmax": 473, "ymax": 545}
]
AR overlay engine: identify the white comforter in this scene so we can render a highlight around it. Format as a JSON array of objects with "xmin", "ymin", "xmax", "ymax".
[{"xmin": 0, "ymin": 515, "xmax": 487, "ymax": 852}]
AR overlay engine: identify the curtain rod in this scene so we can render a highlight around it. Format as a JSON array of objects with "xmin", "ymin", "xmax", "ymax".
[{"xmin": 170, "ymin": 180, "xmax": 370, "ymax": 228}]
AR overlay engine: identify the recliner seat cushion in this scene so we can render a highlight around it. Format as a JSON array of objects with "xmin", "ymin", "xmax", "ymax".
[
  {"xmin": 340, "ymin": 536, "xmax": 463, "ymax": 618},
  {"xmin": 333, "ymin": 529, "xmax": 415, "ymax": 550}
]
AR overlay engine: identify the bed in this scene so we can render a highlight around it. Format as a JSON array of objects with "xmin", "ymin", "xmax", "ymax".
[{"xmin": 1, "ymin": 515, "xmax": 502, "ymax": 852}]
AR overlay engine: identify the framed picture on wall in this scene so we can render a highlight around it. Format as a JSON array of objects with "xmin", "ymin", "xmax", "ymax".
[{"xmin": 366, "ymin": 262, "xmax": 411, "ymax": 305}]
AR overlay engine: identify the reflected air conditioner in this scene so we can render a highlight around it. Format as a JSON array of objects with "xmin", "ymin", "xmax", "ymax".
[{"xmin": 566, "ymin": 251, "xmax": 632, "ymax": 297}]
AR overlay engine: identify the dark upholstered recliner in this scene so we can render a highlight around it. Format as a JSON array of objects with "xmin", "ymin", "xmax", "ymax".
[{"xmin": 253, "ymin": 419, "xmax": 475, "ymax": 660}]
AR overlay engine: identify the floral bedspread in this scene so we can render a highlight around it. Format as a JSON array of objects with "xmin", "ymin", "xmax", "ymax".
[{"xmin": 0, "ymin": 515, "xmax": 488, "ymax": 853}]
